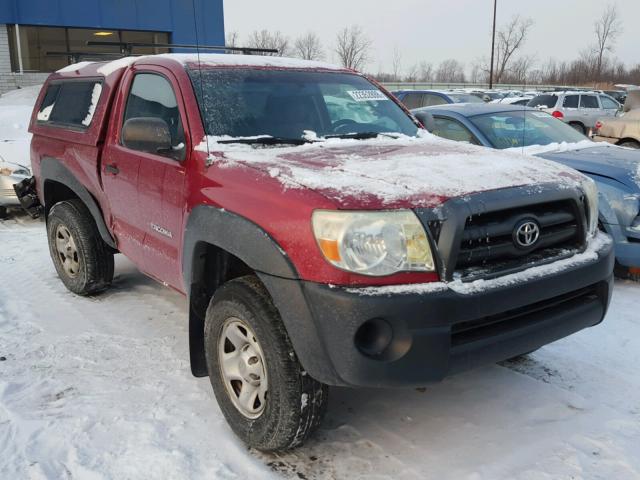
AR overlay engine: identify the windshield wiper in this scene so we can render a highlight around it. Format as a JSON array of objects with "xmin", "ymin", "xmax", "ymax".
[
  {"xmin": 323, "ymin": 132, "xmax": 400, "ymax": 140},
  {"xmin": 217, "ymin": 136, "xmax": 312, "ymax": 146}
]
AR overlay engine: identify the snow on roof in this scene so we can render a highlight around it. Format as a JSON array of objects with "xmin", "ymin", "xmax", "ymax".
[
  {"xmin": 154, "ymin": 53, "xmax": 345, "ymax": 71},
  {"xmin": 89, "ymin": 53, "xmax": 345, "ymax": 77},
  {"xmin": 201, "ymin": 132, "xmax": 585, "ymax": 207},
  {"xmin": 56, "ymin": 61, "xmax": 95, "ymax": 73}
]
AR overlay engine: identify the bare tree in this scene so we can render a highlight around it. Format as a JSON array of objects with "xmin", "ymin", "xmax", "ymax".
[
  {"xmin": 418, "ymin": 61, "xmax": 433, "ymax": 82},
  {"xmin": 392, "ymin": 46, "xmax": 402, "ymax": 81},
  {"xmin": 294, "ymin": 32, "xmax": 324, "ymax": 60},
  {"xmin": 247, "ymin": 30, "xmax": 291, "ymax": 56},
  {"xmin": 593, "ymin": 3, "xmax": 623, "ymax": 81},
  {"xmin": 405, "ymin": 64, "xmax": 420, "ymax": 83},
  {"xmin": 334, "ymin": 26, "xmax": 372, "ymax": 70},
  {"xmin": 435, "ymin": 59, "xmax": 466, "ymax": 83},
  {"xmin": 226, "ymin": 31, "xmax": 240, "ymax": 49},
  {"xmin": 493, "ymin": 16, "xmax": 534, "ymax": 83}
]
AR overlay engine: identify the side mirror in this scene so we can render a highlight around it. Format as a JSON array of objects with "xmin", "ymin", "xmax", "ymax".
[
  {"xmin": 413, "ymin": 110, "xmax": 436, "ymax": 132},
  {"xmin": 122, "ymin": 117, "xmax": 172, "ymax": 154}
]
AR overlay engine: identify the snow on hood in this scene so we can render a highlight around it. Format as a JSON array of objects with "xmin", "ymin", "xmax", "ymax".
[
  {"xmin": 504, "ymin": 140, "xmax": 603, "ymax": 156},
  {"xmin": 201, "ymin": 132, "xmax": 585, "ymax": 208}
]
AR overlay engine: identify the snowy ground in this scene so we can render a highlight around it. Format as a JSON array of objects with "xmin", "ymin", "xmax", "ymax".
[{"xmin": 1, "ymin": 214, "xmax": 639, "ymax": 480}]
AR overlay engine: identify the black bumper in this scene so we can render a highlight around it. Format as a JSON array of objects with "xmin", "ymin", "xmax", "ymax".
[{"xmin": 260, "ymin": 239, "xmax": 614, "ymax": 388}]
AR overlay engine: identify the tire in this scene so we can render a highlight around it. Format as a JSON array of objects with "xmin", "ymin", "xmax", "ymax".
[
  {"xmin": 619, "ymin": 140, "xmax": 640, "ymax": 149},
  {"xmin": 46, "ymin": 199, "xmax": 114, "ymax": 295},
  {"xmin": 569, "ymin": 122, "xmax": 586, "ymax": 135},
  {"xmin": 204, "ymin": 275, "xmax": 328, "ymax": 452},
  {"xmin": 0, "ymin": 206, "xmax": 7, "ymax": 219}
]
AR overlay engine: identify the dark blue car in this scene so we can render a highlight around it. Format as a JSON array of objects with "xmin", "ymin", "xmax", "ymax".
[
  {"xmin": 392, "ymin": 90, "xmax": 484, "ymax": 110},
  {"xmin": 412, "ymin": 103, "xmax": 640, "ymax": 276}
]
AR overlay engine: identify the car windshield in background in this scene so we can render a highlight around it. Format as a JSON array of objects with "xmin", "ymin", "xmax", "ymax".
[
  {"xmin": 187, "ymin": 69, "xmax": 418, "ymax": 141},
  {"xmin": 470, "ymin": 110, "xmax": 587, "ymax": 149},
  {"xmin": 448, "ymin": 93, "xmax": 484, "ymax": 104},
  {"xmin": 528, "ymin": 94, "xmax": 559, "ymax": 108}
]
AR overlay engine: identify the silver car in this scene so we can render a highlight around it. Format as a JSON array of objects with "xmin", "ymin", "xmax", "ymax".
[
  {"xmin": 528, "ymin": 91, "xmax": 620, "ymax": 134},
  {"xmin": 0, "ymin": 161, "xmax": 30, "ymax": 218}
]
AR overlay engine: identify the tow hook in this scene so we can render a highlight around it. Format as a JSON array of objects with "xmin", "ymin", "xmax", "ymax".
[{"xmin": 13, "ymin": 176, "xmax": 43, "ymax": 218}]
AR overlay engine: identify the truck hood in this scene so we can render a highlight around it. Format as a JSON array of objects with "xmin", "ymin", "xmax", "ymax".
[
  {"xmin": 206, "ymin": 134, "xmax": 585, "ymax": 209},
  {"xmin": 537, "ymin": 145, "xmax": 640, "ymax": 192}
]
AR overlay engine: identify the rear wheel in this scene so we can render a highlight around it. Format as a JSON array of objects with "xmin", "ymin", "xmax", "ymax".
[
  {"xmin": 0, "ymin": 206, "xmax": 7, "ymax": 219},
  {"xmin": 47, "ymin": 199, "xmax": 114, "ymax": 295},
  {"xmin": 619, "ymin": 140, "xmax": 640, "ymax": 149},
  {"xmin": 204, "ymin": 275, "xmax": 328, "ymax": 451},
  {"xmin": 569, "ymin": 122, "xmax": 586, "ymax": 135}
]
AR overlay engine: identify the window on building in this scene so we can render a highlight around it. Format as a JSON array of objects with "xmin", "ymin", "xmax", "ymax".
[{"xmin": 7, "ymin": 25, "xmax": 170, "ymax": 73}]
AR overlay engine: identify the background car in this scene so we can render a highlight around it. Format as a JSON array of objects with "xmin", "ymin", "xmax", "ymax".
[
  {"xmin": 490, "ymin": 96, "xmax": 534, "ymax": 106},
  {"xmin": 527, "ymin": 91, "xmax": 621, "ymax": 134},
  {"xmin": 593, "ymin": 90, "xmax": 640, "ymax": 149},
  {"xmin": 0, "ymin": 160, "xmax": 30, "ymax": 218},
  {"xmin": 413, "ymin": 103, "xmax": 640, "ymax": 278},
  {"xmin": 392, "ymin": 89, "xmax": 484, "ymax": 109}
]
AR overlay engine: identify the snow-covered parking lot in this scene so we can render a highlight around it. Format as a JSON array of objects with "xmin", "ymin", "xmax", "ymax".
[{"xmin": 1, "ymin": 214, "xmax": 639, "ymax": 480}]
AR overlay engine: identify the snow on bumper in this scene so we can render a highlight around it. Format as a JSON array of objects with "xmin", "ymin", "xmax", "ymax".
[{"xmin": 261, "ymin": 232, "xmax": 614, "ymax": 387}]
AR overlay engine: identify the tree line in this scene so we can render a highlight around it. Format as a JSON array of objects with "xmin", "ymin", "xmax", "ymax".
[{"xmin": 227, "ymin": 3, "xmax": 639, "ymax": 87}]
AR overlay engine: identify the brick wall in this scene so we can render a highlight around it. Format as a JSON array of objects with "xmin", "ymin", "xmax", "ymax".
[{"xmin": 0, "ymin": 25, "xmax": 49, "ymax": 94}]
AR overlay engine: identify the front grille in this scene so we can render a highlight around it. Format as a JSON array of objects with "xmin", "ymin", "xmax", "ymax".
[
  {"xmin": 451, "ymin": 284, "xmax": 600, "ymax": 347},
  {"xmin": 455, "ymin": 200, "xmax": 584, "ymax": 279}
]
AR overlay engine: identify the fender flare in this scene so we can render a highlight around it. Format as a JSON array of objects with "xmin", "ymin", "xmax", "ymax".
[
  {"xmin": 40, "ymin": 157, "xmax": 116, "ymax": 249},
  {"xmin": 183, "ymin": 205, "xmax": 297, "ymax": 376}
]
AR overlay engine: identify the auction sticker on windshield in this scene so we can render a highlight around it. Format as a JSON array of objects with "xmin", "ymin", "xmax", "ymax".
[{"xmin": 347, "ymin": 90, "xmax": 389, "ymax": 102}]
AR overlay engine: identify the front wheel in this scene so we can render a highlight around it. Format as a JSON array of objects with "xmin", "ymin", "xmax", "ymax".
[
  {"xmin": 204, "ymin": 276, "xmax": 328, "ymax": 451},
  {"xmin": 619, "ymin": 140, "xmax": 640, "ymax": 149},
  {"xmin": 569, "ymin": 122, "xmax": 586, "ymax": 135}
]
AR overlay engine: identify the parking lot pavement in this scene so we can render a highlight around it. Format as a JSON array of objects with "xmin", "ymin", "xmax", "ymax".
[{"xmin": 1, "ymin": 216, "xmax": 639, "ymax": 480}]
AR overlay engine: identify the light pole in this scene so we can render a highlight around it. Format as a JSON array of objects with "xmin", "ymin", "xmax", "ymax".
[{"xmin": 489, "ymin": 0, "xmax": 497, "ymax": 89}]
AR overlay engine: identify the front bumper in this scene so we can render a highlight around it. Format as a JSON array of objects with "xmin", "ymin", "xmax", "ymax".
[
  {"xmin": 0, "ymin": 175, "xmax": 24, "ymax": 207},
  {"xmin": 261, "ymin": 237, "xmax": 614, "ymax": 388}
]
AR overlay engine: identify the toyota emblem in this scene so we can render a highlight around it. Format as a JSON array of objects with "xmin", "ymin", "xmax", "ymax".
[{"xmin": 514, "ymin": 220, "xmax": 540, "ymax": 248}]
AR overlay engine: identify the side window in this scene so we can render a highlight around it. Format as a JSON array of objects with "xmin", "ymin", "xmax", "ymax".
[
  {"xmin": 600, "ymin": 95, "xmax": 619, "ymax": 110},
  {"xmin": 580, "ymin": 95, "xmax": 599, "ymax": 109},
  {"xmin": 123, "ymin": 73, "xmax": 185, "ymax": 159},
  {"xmin": 432, "ymin": 117, "xmax": 479, "ymax": 144},
  {"xmin": 400, "ymin": 93, "xmax": 425, "ymax": 109},
  {"xmin": 37, "ymin": 80, "xmax": 102, "ymax": 128},
  {"xmin": 563, "ymin": 95, "xmax": 579, "ymax": 108},
  {"xmin": 424, "ymin": 94, "xmax": 448, "ymax": 107}
]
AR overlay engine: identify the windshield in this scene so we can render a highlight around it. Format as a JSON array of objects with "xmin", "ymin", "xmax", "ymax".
[
  {"xmin": 470, "ymin": 110, "xmax": 588, "ymax": 149},
  {"xmin": 447, "ymin": 93, "xmax": 484, "ymax": 104},
  {"xmin": 187, "ymin": 68, "xmax": 418, "ymax": 140}
]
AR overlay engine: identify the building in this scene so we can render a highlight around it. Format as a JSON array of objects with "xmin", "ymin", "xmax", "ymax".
[{"xmin": 0, "ymin": 0, "xmax": 225, "ymax": 93}]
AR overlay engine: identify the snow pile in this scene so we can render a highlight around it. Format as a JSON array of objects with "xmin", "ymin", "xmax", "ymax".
[
  {"xmin": 350, "ymin": 231, "xmax": 611, "ymax": 296},
  {"xmin": 96, "ymin": 56, "xmax": 139, "ymax": 76},
  {"xmin": 158, "ymin": 53, "xmax": 345, "ymax": 71},
  {"xmin": 505, "ymin": 140, "xmax": 605, "ymax": 156},
  {"xmin": 0, "ymin": 86, "xmax": 38, "ymax": 168},
  {"xmin": 202, "ymin": 132, "xmax": 585, "ymax": 206}
]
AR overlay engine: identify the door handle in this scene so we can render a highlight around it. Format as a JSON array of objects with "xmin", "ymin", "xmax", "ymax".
[{"xmin": 105, "ymin": 164, "xmax": 120, "ymax": 175}]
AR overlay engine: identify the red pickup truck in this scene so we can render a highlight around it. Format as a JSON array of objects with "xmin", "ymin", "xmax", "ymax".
[{"xmin": 23, "ymin": 54, "xmax": 613, "ymax": 451}]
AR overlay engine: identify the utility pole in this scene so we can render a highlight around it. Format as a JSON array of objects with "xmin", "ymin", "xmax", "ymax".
[{"xmin": 489, "ymin": 0, "xmax": 497, "ymax": 89}]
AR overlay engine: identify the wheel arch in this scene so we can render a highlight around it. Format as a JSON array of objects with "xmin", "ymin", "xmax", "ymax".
[
  {"xmin": 40, "ymin": 158, "xmax": 116, "ymax": 249},
  {"xmin": 183, "ymin": 205, "xmax": 301, "ymax": 377}
]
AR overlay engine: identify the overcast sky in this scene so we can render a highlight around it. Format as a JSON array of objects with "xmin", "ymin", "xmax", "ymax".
[{"xmin": 224, "ymin": 0, "xmax": 640, "ymax": 74}]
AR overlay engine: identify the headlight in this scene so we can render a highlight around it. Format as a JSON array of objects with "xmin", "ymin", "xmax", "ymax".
[
  {"xmin": 0, "ymin": 163, "xmax": 30, "ymax": 177},
  {"xmin": 581, "ymin": 178, "xmax": 599, "ymax": 237},
  {"xmin": 312, "ymin": 210, "xmax": 435, "ymax": 276}
]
